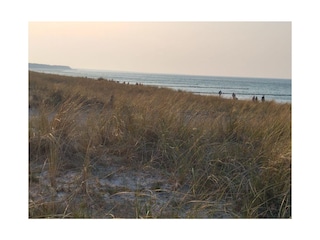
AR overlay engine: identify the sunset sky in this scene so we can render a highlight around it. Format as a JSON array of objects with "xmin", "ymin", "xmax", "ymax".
[{"xmin": 29, "ymin": 22, "xmax": 291, "ymax": 79}]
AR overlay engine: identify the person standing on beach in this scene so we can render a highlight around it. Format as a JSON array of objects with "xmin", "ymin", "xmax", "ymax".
[
  {"xmin": 262, "ymin": 95, "xmax": 265, "ymax": 102},
  {"xmin": 232, "ymin": 93, "xmax": 236, "ymax": 100},
  {"xmin": 219, "ymin": 90, "xmax": 222, "ymax": 97}
]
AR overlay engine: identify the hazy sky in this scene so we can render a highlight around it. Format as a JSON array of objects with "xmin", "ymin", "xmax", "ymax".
[{"xmin": 29, "ymin": 22, "xmax": 291, "ymax": 78}]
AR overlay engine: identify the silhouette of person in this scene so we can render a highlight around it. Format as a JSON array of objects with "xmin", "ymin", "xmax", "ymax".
[
  {"xmin": 232, "ymin": 93, "xmax": 236, "ymax": 100},
  {"xmin": 262, "ymin": 95, "xmax": 265, "ymax": 102},
  {"xmin": 219, "ymin": 90, "xmax": 222, "ymax": 97}
]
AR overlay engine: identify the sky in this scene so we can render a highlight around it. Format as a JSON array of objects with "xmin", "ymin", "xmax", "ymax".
[{"xmin": 29, "ymin": 22, "xmax": 291, "ymax": 79}]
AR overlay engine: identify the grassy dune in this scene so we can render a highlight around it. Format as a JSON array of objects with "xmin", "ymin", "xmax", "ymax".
[{"xmin": 29, "ymin": 71, "xmax": 291, "ymax": 218}]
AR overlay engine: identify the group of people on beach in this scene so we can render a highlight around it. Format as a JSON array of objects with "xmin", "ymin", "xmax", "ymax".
[
  {"xmin": 219, "ymin": 91, "xmax": 239, "ymax": 100},
  {"xmin": 218, "ymin": 90, "xmax": 265, "ymax": 102},
  {"xmin": 219, "ymin": 91, "xmax": 238, "ymax": 99},
  {"xmin": 252, "ymin": 95, "xmax": 265, "ymax": 102}
]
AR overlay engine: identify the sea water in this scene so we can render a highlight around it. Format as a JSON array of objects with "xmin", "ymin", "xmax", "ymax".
[{"xmin": 30, "ymin": 68, "xmax": 291, "ymax": 103}]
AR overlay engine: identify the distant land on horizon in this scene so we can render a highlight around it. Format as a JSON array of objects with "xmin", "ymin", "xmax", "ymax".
[
  {"xmin": 28, "ymin": 63, "xmax": 291, "ymax": 81},
  {"xmin": 29, "ymin": 63, "xmax": 72, "ymax": 70}
]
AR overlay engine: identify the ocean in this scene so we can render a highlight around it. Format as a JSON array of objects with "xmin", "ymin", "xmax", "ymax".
[{"xmin": 29, "ymin": 67, "xmax": 292, "ymax": 103}]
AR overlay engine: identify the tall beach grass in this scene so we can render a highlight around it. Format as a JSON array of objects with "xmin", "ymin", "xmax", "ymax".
[{"xmin": 29, "ymin": 71, "xmax": 291, "ymax": 218}]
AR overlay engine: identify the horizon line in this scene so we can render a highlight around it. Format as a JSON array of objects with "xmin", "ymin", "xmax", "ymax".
[{"xmin": 29, "ymin": 62, "xmax": 291, "ymax": 80}]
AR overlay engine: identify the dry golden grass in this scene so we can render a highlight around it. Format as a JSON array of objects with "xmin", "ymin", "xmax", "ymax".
[{"xmin": 29, "ymin": 71, "xmax": 291, "ymax": 218}]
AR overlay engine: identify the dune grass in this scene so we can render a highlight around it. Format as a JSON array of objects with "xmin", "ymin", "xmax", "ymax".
[{"xmin": 29, "ymin": 71, "xmax": 291, "ymax": 218}]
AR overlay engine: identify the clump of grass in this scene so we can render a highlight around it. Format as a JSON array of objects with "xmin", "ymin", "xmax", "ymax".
[{"xmin": 29, "ymin": 71, "xmax": 291, "ymax": 218}]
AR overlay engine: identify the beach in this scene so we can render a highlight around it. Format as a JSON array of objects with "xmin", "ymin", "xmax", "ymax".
[{"xmin": 29, "ymin": 67, "xmax": 292, "ymax": 103}]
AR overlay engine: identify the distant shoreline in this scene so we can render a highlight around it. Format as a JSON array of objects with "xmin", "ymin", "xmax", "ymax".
[{"xmin": 29, "ymin": 63, "xmax": 72, "ymax": 71}]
